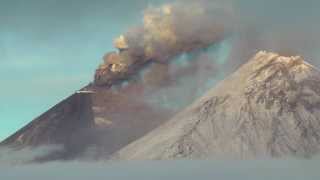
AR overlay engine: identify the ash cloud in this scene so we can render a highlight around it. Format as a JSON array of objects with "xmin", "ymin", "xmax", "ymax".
[
  {"xmin": 120, "ymin": 0, "xmax": 233, "ymax": 62},
  {"xmin": 92, "ymin": 0, "xmax": 236, "ymax": 112},
  {"xmin": 94, "ymin": 0, "xmax": 320, "ymax": 103},
  {"xmin": 94, "ymin": 0, "xmax": 235, "ymax": 87}
]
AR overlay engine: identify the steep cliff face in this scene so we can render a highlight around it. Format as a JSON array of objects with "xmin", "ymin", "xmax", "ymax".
[{"xmin": 113, "ymin": 51, "xmax": 320, "ymax": 160}]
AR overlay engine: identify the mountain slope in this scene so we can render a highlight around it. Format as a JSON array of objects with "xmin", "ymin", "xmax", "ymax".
[
  {"xmin": 113, "ymin": 51, "xmax": 320, "ymax": 160},
  {"xmin": 0, "ymin": 92, "xmax": 95, "ymax": 159},
  {"xmin": 0, "ymin": 86, "xmax": 172, "ymax": 160}
]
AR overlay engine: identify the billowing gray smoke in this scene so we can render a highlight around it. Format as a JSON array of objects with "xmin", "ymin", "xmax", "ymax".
[
  {"xmin": 94, "ymin": 0, "xmax": 235, "ymax": 87},
  {"xmin": 91, "ymin": 0, "xmax": 238, "ymax": 114},
  {"xmin": 94, "ymin": 0, "xmax": 320, "ymax": 98}
]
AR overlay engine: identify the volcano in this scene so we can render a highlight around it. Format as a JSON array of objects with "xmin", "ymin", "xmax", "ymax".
[
  {"xmin": 0, "ymin": 1, "xmax": 230, "ymax": 161},
  {"xmin": 113, "ymin": 51, "xmax": 320, "ymax": 160}
]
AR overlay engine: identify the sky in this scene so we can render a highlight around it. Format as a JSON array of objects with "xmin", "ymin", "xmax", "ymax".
[
  {"xmin": 0, "ymin": 0, "xmax": 168, "ymax": 141},
  {"xmin": 1, "ymin": 0, "xmax": 320, "ymax": 141}
]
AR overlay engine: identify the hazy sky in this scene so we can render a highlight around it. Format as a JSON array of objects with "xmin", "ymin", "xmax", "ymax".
[{"xmin": 1, "ymin": 0, "xmax": 320, "ymax": 141}]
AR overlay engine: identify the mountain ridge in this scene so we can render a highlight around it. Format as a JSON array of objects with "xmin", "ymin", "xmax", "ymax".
[{"xmin": 112, "ymin": 51, "xmax": 320, "ymax": 160}]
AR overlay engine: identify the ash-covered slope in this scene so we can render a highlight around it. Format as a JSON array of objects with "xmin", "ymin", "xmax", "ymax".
[
  {"xmin": 0, "ymin": 88, "xmax": 171, "ymax": 160},
  {"xmin": 0, "ymin": 92, "xmax": 95, "ymax": 159},
  {"xmin": 113, "ymin": 51, "xmax": 320, "ymax": 160}
]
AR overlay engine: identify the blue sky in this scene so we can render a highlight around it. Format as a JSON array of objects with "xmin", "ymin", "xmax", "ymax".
[{"xmin": 0, "ymin": 0, "xmax": 167, "ymax": 141}]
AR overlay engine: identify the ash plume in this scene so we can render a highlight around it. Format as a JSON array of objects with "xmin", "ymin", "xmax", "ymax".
[
  {"xmin": 94, "ymin": 0, "xmax": 320, "ymax": 90},
  {"xmin": 94, "ymin": 0, "xmax": 235, "ymax": 87}
]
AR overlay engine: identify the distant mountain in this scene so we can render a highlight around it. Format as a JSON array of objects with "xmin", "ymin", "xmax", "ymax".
[{"xmin": 113, "ymin": 51, "xmax": 320, "ymax": 160}]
